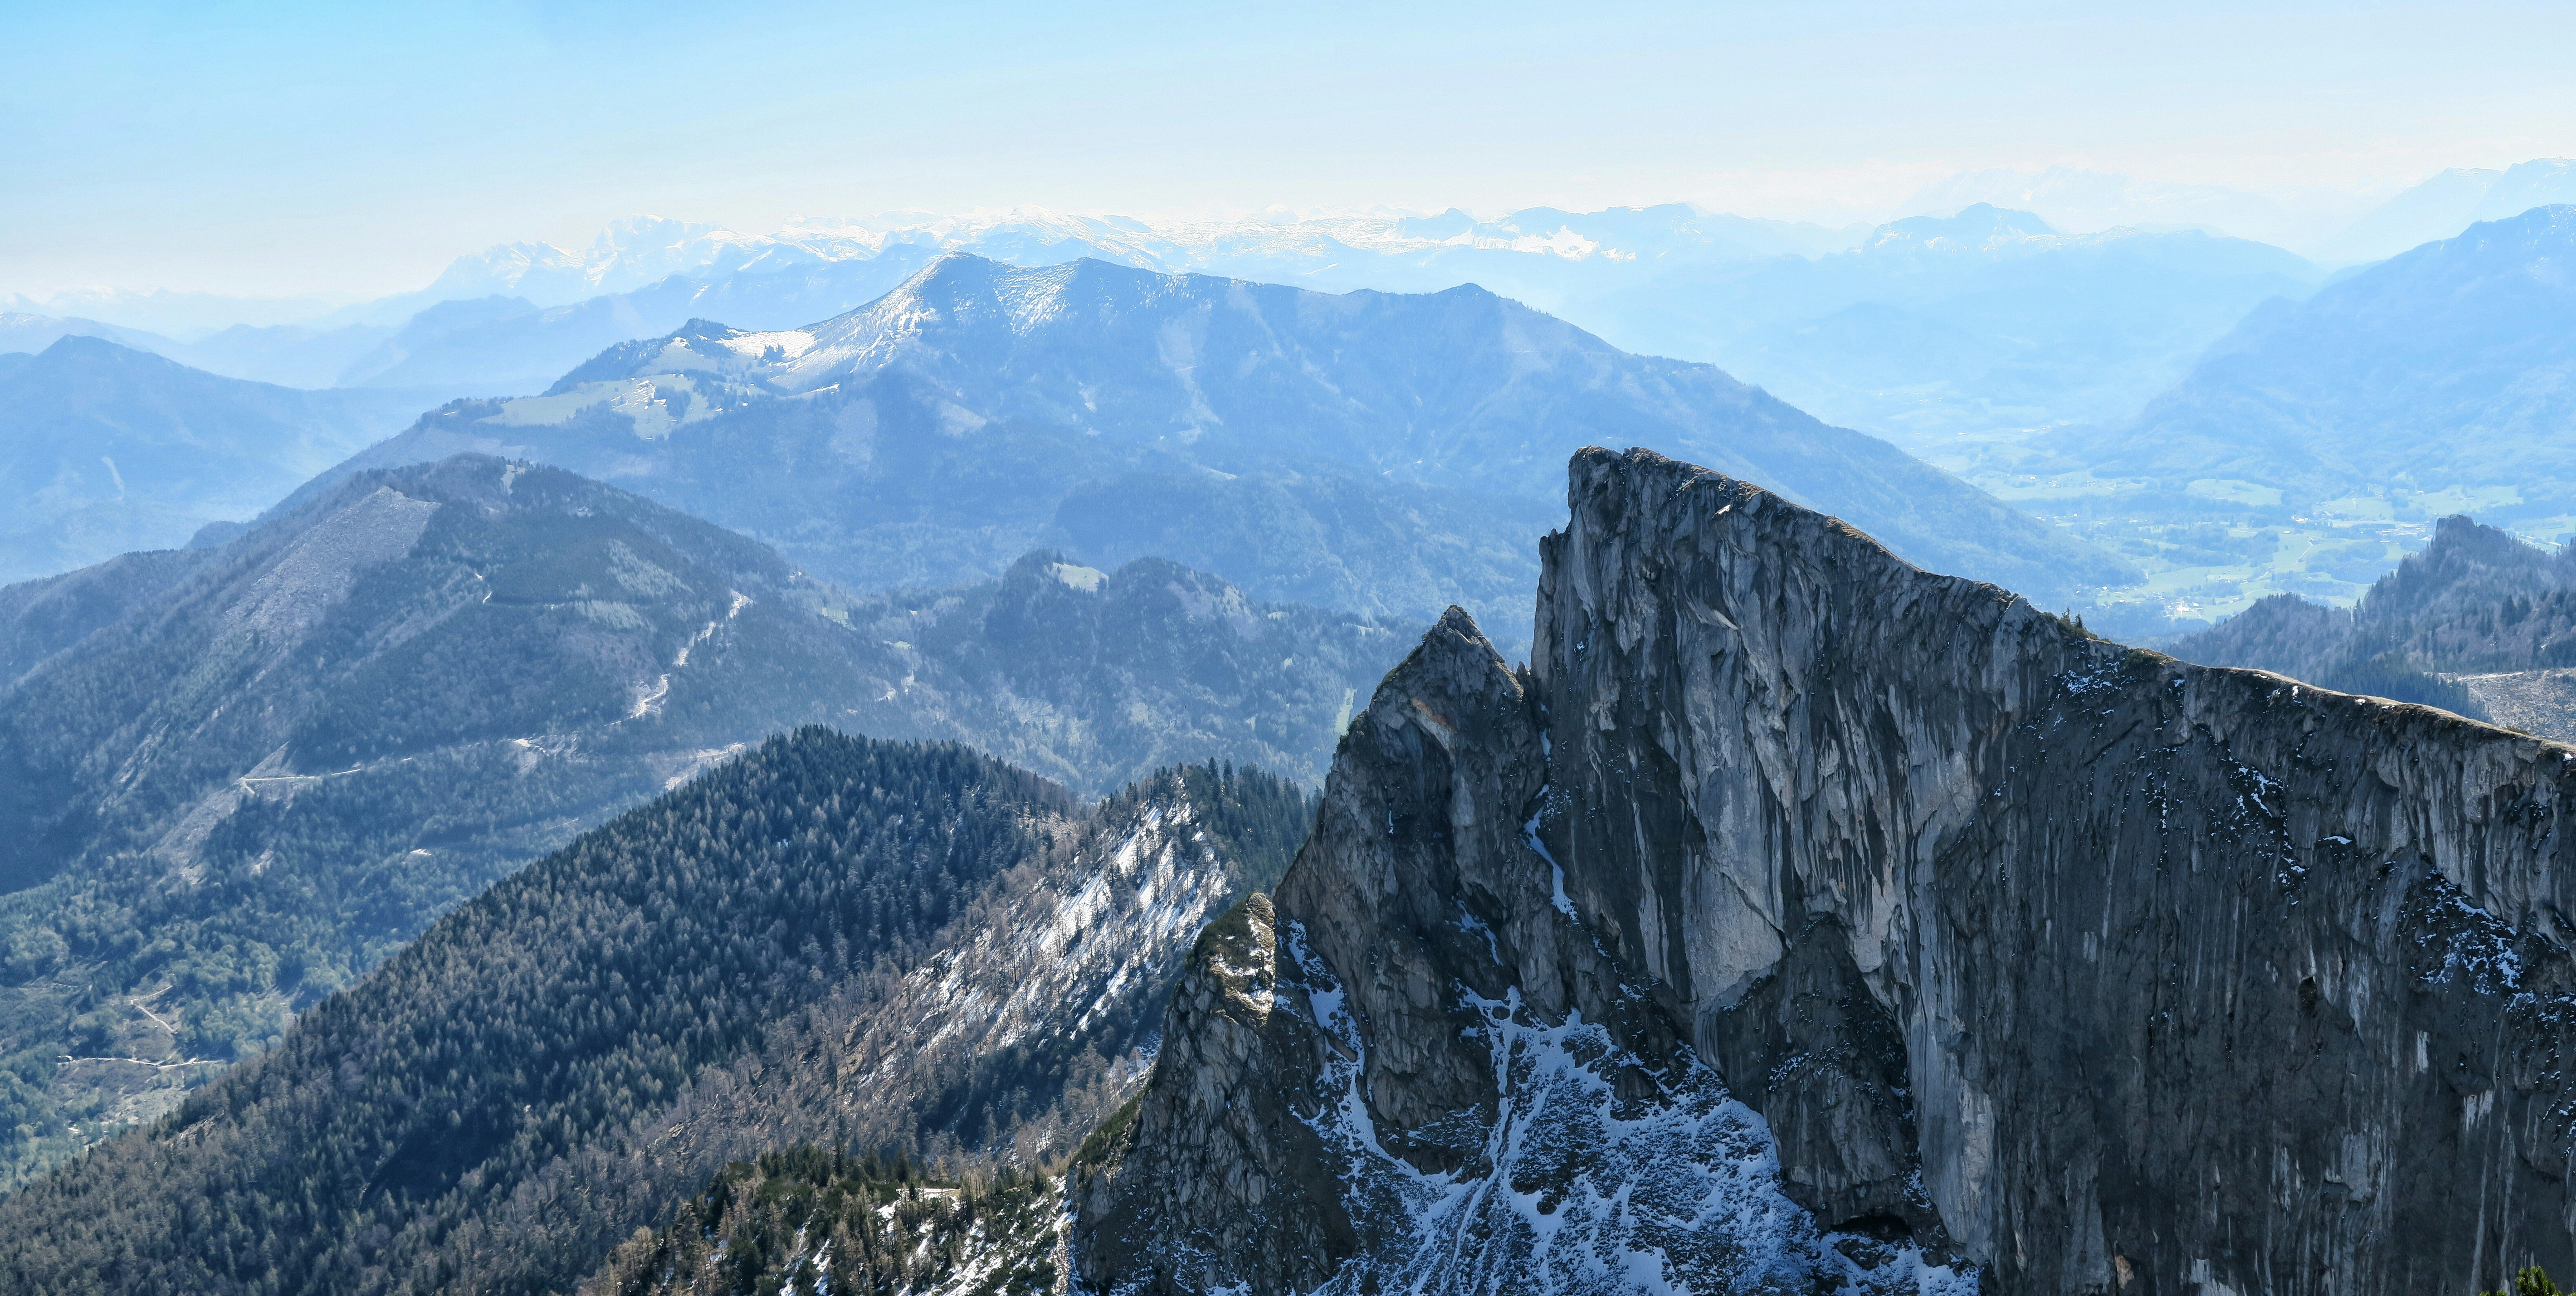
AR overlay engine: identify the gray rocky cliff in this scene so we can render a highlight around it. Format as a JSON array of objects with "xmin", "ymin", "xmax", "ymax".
[{"xmin": 1079, "ymin": 447, "xmax": 2576, "ymax": 1296}]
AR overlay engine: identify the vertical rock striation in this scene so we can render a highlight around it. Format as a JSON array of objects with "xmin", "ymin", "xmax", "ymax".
[{"xmin": 1081, "ymin": 447, "xmax": 2576, "ymax": 1295}]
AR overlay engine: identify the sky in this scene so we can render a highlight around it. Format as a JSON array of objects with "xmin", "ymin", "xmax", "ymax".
[{"xmin": 3, "ymin": 0, "xmax": 2573, "ymax": 299}]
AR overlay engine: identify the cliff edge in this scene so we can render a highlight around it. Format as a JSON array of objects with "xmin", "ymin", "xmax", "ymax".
[{"xmin": 1079, "ymin": 447, "xmax": 2576, "ymax": 1295}]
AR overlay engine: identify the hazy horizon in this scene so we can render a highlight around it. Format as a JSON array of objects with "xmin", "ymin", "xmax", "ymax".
[{"xmin": 7, "ymin": 0, "xmax": 2573, "ymax": 300}]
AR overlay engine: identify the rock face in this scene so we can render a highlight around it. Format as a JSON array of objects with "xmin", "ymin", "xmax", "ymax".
[{"xmin": 1081, "ymin": 447, "xmax": 2576, "ymax": 1295}]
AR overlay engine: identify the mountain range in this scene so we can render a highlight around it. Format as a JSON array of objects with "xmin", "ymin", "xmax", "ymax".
[
  {"xmin": 318, "ymin": 252, "xmax": 950, "ymax": 398},
  {"xmin": 1897, "ymin": 165, "xmax": 2374, "ymax": 252},
  {"xmin": 2319, "ymin": 157, "xmax": 2576, "ymax": 264},
  {"xmin": 15, "ymin": 206, "xmax": 1865, "ymax": 401},
  {"xmin": 419, "ymin": 207, "xmax": 1865, "ymax": 309},
  {"xmin": 1913, "ymin": 200, "xmax": 2576, "ymax": 633},
  {"xmin": 10, "ymin": 137, "xmax": 2576, "ymax": 1296},
  {"xmin": 19, "ymin": 193, "xmax": 2576, "ymax": 640},
  {"xmin": 26, "ymin": 184, "xmax": 2565, "ymax": 632},
  {"xmin": 308, "ymin": 252, "xmax": 2130, "ymax": 645},
  {"xmin": 0, "ymin": 288, "xmax": 370, "ymax": 338},
  {"xmin": 1601, "ymin": 203, "xmax": 2325, "ymax": 453},
  {"xmin": 0, "ymin": 312, "xmax": 169, "ymax": 357},
  {"xmin": 15, "ymin": 161, "xmax": 2565, "ymax": 402},
  {"xmin": 2, "ymin": 196, "xmax": 2345, "ymax": 450},
  {"xmin": 0, "ymin": 451, "xmax": 1403, "ymax": 1188},
  {"xmin": 31, "ymin": 159, "xmax": 2558, "ymax": 344},
  {"xmin": 2058, "ymin": 205, "xmax": 2576, "ymax": 534},
  {"xmin": 97, "ymin": 206, "xmax": 1857, "ymax": 401},
  {"xmin": 10, "ymin": 234, "xmax": 2160, "ymax": 633},
  {"xmin": 25, "ymin": 203, "xmax": 2331, "ymax": 453}
]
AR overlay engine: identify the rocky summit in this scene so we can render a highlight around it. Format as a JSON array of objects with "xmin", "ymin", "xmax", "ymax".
[{"xmin": 1078, "ymin": 446, "xmax": 2576, "ymax": 1295}]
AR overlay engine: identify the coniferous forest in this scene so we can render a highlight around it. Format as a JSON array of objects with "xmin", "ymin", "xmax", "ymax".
[
  {"xmin": 586, "ymin": 1145, "xmax": 1061, "ymax": 1296},
  {"xmin": 0, "ymin": 728, "xmax": 1309, "ymax": 1295}
]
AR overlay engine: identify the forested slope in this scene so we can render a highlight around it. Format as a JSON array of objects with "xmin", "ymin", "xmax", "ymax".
[
  {"xmin": 0, "ymin": 730, "xmax": 1310, "ymax": 1296},
  {"xmin": 582, "ymin": 1147, "xmax": 1061, "ymax": 1296},
  {"xmin": 2172, "ymin": 514, "xmax": 2576, "ymax": 734}
]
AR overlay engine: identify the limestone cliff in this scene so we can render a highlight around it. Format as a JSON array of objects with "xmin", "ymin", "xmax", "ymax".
[{"xmin": 1079, "ymin": 447, "xmax": 2576, "ymax": 1295}]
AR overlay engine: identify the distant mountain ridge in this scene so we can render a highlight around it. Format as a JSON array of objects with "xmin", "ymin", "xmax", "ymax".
[
  {"xmin": 0, "ymin": 310, "xmax": 407, "ymax": 395},
  {"xmin": 332, "ymin": 205, "xmax": 2331, "ymax": 457},
  {"xmin": 14, "ymin": 198, "xmax": 2342, "ymax": 471},
  {"xmin": 4, "ymin": 256, "xmax": 953, "ymax": 404},
  {"xmin": 131, "ymin": 206, "xmax": 1859, "ymax": 396},
  {"xmin": 420, "ymin": 205, "xmax": 1865, "ymax": 308},
  {"xmin": 1645, "ymin": 203, "xmax": 2324, "ymax": 452},
  {"xmin": 319, "ymin": 252, "xmax": 2130, "ymax": 643},
  {"xmin": 2061, "ymin": 205, "xmax": 2576, "ymax": 526},
  {"xmin": 1980, "ymin": 201, "xmax": 2576, "ymax": 629},
  {"xmin": 1899, "ymin": 165, "xmax": 2372, "ymax": 250},
  {"xmin": 0, "ymin": 312, "xmax": 171, "ymax": 358},
  {"xmin": 322, "ymin": 252, "xmax": 948, "ymax": 398},
  {"xmin": 0, "ymin": 336, "xmax": 429, "ymax": 581},
  {"xmin": 2320, "ymin": 159, "xmax": 2576, "ymax": 263},
  {"xmin": 0, "ymin": 288, "xmax": 362, "ymax": 337}
]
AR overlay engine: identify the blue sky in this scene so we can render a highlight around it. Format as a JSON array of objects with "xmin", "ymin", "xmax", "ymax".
[{"xmin": 3, "ymin": 0, "xmax": 2572, "ymax": 297}]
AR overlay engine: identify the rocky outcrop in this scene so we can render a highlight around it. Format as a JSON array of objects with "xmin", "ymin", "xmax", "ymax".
[{"xmin": 1081, "ymin": 447, "xmax": 2576, "ymax": 1295}]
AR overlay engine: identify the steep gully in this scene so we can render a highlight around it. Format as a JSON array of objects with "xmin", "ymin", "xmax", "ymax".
[{"xmin": 1078, "ymin": 447, "xmax": 2576, "ymax": 1295}]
